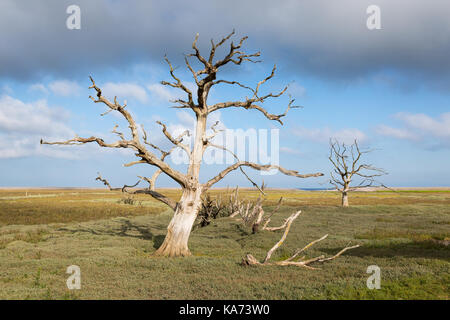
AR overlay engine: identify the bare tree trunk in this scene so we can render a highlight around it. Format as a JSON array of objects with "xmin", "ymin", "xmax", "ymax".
[
  {"xmin": 155, "ymin": 114, "xmax": 206, "ymax": 257},
  {"xmin": 154, "ymin": 187, "xmax": 202, "ymax": 257},
  {"xmin": 342, "ymin": 191, "xmax": 349, "ymax": 207}
]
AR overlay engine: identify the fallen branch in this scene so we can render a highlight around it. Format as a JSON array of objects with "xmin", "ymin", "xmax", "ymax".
[{"xmin": 241, "ymin": 211, "xmax": 360, "ymax": 269}]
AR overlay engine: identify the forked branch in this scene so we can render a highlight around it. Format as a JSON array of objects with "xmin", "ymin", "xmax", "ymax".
[{"xmin": 242, "ymin": 211, "xmax": 360, "ymax": 269}]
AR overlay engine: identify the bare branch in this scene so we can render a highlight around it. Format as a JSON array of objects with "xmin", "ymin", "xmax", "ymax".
[
  {"xmin": 95, "ymin": 173, "xmax": 140, "ymax": 192},
  {"xmin": 42, "ymin": 76, "xmax": 188, "ymax": 188},
  {"xmin": 205, "ymin": 120, "xmax": 224, "ymax": 142},
  {"xmin": 241, "ymin": 210, "xmax": 360, "ymax": 269},
  {"xmin": 204, "ymin": 141, "xmax": 265, "ymax": 194},
  {"xmin": 262, "ymin": 211, "xmax": 301, "ymax": 263},
  {"xmin": 286, "ymin": 234, "xmax": 328, "ymax": 262},
  {"xmin": 204, "ymin": 161, "xmax": 323, "ymax": 189},
  {"xmin": 317, "ymin": 244, "xmax": 361, "ymax": 262},
  {"xmin": 208, "ymin": 30, "xmax": 235, "ymax": 65},
  {"xmin": 156, "ymin": 120, "xmax": 191, "ymax": 157},
  {"xmin": 161, "ymin": 55, "xmax": 194, "ymax": 108},
  {"xmin": 95, "ymin": 173, "xmax": 177, "ymax": 210},
  {"xmin": 211, "ymin": 79, "xmax": 254, "ymax": 93},
  {"xmin": 261, "ymin": 197, "xmax": 283, "ymax": 230},
  {"xmin": 208, "ymin": 65, "xmax": 300, "ymax": 124},
  {"xmin": 111, "ymin": 124, "xmax": 126, "ymax": 141}
]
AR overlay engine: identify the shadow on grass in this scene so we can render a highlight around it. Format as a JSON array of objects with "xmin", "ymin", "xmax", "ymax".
[
  {"xmin": 322, "ymin": 241, "xmax": 449, "ymax": 260},
  {"xmin": 152, "ymin": 235, "xmax": 165, "ymax": 249},
  {"xmin": 58, "ymin": 219, "xmax": 156, "ymax": 241}
]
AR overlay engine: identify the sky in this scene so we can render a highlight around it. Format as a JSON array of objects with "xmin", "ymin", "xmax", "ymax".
[{"xmin": 0, "ymin": 0, "xmax": 449, "ymax": 188}]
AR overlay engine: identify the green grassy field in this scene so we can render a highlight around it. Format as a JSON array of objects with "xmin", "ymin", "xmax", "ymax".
[{"xmin": 0, "ymin": 188, "xmax": 448, "ymax": 299}]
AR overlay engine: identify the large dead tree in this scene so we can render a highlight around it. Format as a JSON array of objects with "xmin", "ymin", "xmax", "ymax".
[
  {"xmin": 329, "ymin": 139, "xmax": 387, "ymax": 207},
  {"xmin": 41, "ymin": 31, "xmax": 323, "ymax": 257}
]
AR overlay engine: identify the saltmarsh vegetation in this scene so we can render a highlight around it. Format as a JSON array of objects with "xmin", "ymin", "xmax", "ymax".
[{"xmin": 0, "ymin": 188, "xmax": 448, "ymax": 299}]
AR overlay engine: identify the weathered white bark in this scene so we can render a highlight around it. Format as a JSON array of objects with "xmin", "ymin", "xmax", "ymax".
[
  {"xmin": 342, "ymin": 191, "xmax": 349, "ymax": 207},
  {"xmin": 154, "ymin": 187, "xmax": 202, "ymax": 257},
  {"xmin": 155, "ymin": 114, "xmax": 206, "ymax": 256}
]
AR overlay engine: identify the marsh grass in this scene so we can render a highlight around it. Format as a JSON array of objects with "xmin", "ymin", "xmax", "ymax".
[
  {"xmin": 0, "ymin": 189, "xmax": 168, "ymax": 226},
  {"xmin": 0, "ymin": 188, "xmax": 448, "ymax": 299}
]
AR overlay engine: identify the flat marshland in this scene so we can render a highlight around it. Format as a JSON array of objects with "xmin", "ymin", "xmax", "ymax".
[{"xmin": 0, "ymin": 188, "xmax": 448, "ymax": 299}]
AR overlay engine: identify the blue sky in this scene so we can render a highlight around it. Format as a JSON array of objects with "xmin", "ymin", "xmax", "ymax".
[{"xmin": 0, "ymin": 0, "xmax": 449, "ymax": 188}]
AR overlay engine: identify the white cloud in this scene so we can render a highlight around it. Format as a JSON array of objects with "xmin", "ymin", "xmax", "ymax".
[
  {"xmin": 48, "ymin": 80, "xmax": 81, "ymax": 96},
  {"xmin": 292, "ymin": 126, "xmax": 367, "ymax": 144},
  {"xmin": 147, "ymin": 83, "xmax": 177, "ymax": 102},
  {"xmin": 376, "ymin": 112, "xmax": 450, "ymax": 148},
  {"xmin": 29, "ymin": 81, "xmax": 80, "ymax": 96},
  {"xmin": 0, "ymin": 95, "xmax": 75, "ymax": 159},
  {"xmin": 29, "ymin": 83, "xmax": 48, "ymax": 94},
  {"xmin": 0, "ymin": 95, "xmax": 70, "ymax": 135},
  {"xmin": 102, "ymin": 82, "xmax": 148, "ymax": 103},
  {"xmin": 396, "ymin": 112, "xmax": 450, "ymax": 139},
  {"xmin": 376, "ymin": 124, "xmax": 418, "ymax": 141}
]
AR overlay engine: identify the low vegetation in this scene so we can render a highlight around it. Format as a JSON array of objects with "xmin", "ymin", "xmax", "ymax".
[{"xmin": 0, "ymin": 188, "xmax": 448, "ymax": 299}]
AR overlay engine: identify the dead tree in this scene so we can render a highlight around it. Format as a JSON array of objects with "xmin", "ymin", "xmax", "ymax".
[
  {"xmin": 242, "ymin": 210, "xmax": 360, "ymax": 269},
  {"xmin": 207, "ymin": 184, "xmax": 287, "ymax": 233},
  {"xmin": 329, "ymin": 139, "xmax": 387, "ymax": 207},
  {"xmin": 232, "ymin": 192, "xmax": 286, "ymax": 233},
  {"xmin": 41, "ymin": 31, "xmax": 323, "ymax": 257}
]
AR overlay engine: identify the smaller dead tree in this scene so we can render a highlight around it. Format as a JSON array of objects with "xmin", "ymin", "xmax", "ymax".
[
  {"xmin": 241, "ymin": 211, "xmax": 360, "ymax": 269},
  {"xmin": 329, "ymin": 139, "xmax": 387, "ymax": 207},
  {"xmin": 196, "ymin": 193, "xmax": 229, "ymax": 228},
  {"xmin": 223, "ymin": 185, "xmax": 289, "ymax": 234},
  {"xmin": 196, "ymin": 185, "xmax": 289, "ymax": 234},
  {"xmin": 236, "ymin": 194, "xmax": 285, "ymax": 233}
]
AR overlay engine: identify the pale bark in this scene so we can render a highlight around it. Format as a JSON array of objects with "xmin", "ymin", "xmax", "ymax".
[
  {"xmin": 154, "ymin": 188, "xmax": 202, "ymax": 257},
  {"xmin": 342, "ymin": 191, "xmax": 349, "ymax": 207}
]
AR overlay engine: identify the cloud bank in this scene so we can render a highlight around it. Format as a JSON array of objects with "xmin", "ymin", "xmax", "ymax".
[
  {"xmin": 0, "ymin": 95, "xmax": 75, "ymax": 158},
  {"xmin": 1, "ymin": 0, "xmax": 450, "ymax": 91},
  {"xmin": 377, "ymin": 112, "xmax": 450, "ymax": 149}
]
